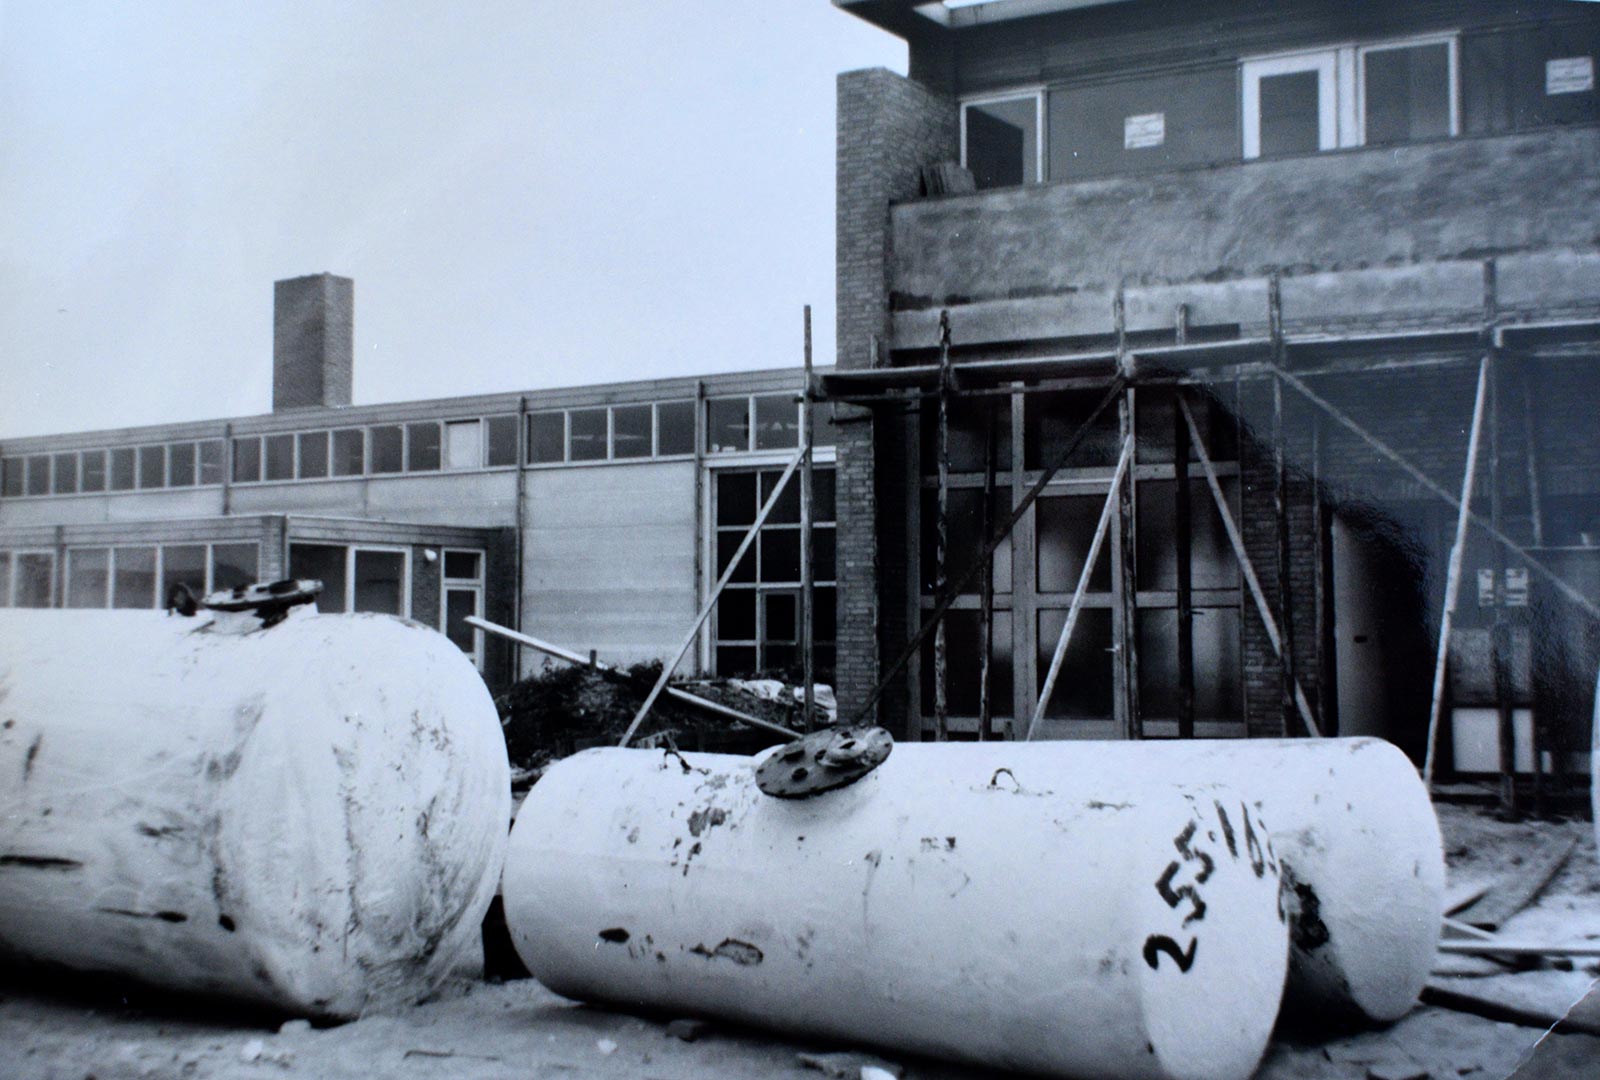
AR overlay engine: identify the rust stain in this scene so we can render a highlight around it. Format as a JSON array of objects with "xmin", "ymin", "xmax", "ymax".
[
  {"xmin": 0, "ymin": 854, "xmax": 82, "ymax": 870},
  {"xmin": 687, "ymin": 807, "xmax": 728, "ymax": 837},
  {"xmin": 22, "ymin": 735, "xmax": 41, "ymax": 780},
  {"xmin": 597, "ymin": 928, "xmax": 630, "ymax": 944},
  {"xmin": 689, "ymin": 939, "xmax": 763, "ymax": 966}
]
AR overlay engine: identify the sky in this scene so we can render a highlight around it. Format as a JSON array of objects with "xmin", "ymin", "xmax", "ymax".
[{"xmin": 0, "ymin": 1, "xmax": 906, "ymax": 438}]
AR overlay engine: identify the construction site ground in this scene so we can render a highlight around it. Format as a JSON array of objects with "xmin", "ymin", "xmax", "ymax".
[{"xmin": 2, "ymin": 801, "xmax": 1596, "ymax": 1080}]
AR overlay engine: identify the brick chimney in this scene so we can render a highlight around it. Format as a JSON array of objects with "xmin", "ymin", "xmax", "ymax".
[{"xmin": 273, "ymin": 273, "xmax": 353, "ymax": 411}]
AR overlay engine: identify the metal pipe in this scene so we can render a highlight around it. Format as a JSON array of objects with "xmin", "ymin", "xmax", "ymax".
[{"xmin": 466, "ymin": 616, "xmax": 799, "ymax": 740}]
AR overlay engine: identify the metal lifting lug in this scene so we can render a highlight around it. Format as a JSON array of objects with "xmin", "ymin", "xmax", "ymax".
[{"xmin": 754, "ymin": 724, "xmax": 893, "ymax": 799}]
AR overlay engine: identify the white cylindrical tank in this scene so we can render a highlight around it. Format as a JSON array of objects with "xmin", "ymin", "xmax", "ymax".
[
  {"xmin": 0, "ymin": 607, "xmax": 509, "ymax": 1018},
  {"xmin": 504, "ymin": 744, "xmax": 1288, "ymax": 1080},
  {"xmin": 1136, "ymin": 737, "xmax": 1443, "ymax": 1025}
]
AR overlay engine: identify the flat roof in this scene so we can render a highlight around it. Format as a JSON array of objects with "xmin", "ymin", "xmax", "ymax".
[{"xmin": 835, "ymin": 0, "xmax": 1134, "ymax": 37}]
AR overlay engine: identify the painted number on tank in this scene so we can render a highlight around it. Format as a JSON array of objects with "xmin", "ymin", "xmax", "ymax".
[
  {"xmin": 1142, "ymin": 934, "xmax": 1197, "ymax": 973},
  {"xmin": 1143, "ymin": 803, "xmax": 1275, "ymax": 974}
]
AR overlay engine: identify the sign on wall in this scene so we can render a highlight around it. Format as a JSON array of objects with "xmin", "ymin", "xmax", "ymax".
[
  {"xmin": 1546, "ymin": 57, "xmax": 1595, "ymax": 96},
  {"xmin": 1124, "ymin": 112, "xmax": 1165, "ymax": 149}
]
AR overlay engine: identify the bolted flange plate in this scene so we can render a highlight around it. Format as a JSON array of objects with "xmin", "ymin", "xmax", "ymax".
[{"xmin": 755, "ymin": 725, "xmax": 893, "ymax": 799}]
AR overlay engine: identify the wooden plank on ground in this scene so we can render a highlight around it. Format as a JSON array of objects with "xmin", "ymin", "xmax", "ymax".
[{"xmin": 1454, "ymin": 836, "xmax": 1580, "ymax": 930}]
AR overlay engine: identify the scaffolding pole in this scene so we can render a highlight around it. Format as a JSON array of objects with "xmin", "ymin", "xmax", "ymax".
[
  {"xmin": 1423, "ymin": 356, "xmax": 1490, "ymax": 788},
  {"xmin": 849, "ymin": 375, "xmax": 1129, "ymax": 725},
  {"xmin": 1179, "ymin": 394, "xmax": 1322, "ymax": 737},
  {"xmin": 1027, "ymin": 435, "xmax": 1133, "ymax": 742},
  {"xmin": 977, "ymin": 404, "xmax": 998, "ymax": 741},
  {"xmin": 801, "ymin": 306, "xmax": 817, "ymax": 733},
  {"xmin": 934, "ymin": 311, "xmax": 952, "ymax": 741},
  {"xmin": 1274, "ymin": 367, "xmax": 1600, "ymax": 623}
]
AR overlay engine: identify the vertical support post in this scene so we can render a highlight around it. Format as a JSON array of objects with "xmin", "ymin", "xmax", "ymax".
[
  {"xmin": 1010, "ymin": 385, "xmax": 1031, "ymax": 738},
  {"xmin": 514, "ymin": 395, "xmax": 528, "ymax": 677},
  {"xmin": 1489, "ymin": 355, "xmax": 1517, "ymax": 815},
  {"xmin": 693, "ymin": 379, "xmax": 707, "ymax": 671},
  {"xmin": 1114, "ymin": 287, "xmax": 1140, "ymax": 739},
  {"xmin": 1270, "ymin": 273, "xmax": 1297, "ymax": 736},
  {"xmin": 977, "ymin": 405, "xmax": 998, "ymax": 741},
  {"xmin": 800, "ymin": 307, "xmax": 817, "ymax": 732},
  {"xmin": 933, "ymin": 311, "xmax": 952, "ymax": 742},
  {"xmin": 1521, "ymin": 364, "xmax": 1545, "ymax": 548},
  {"xmin": 1175, "ymin": 303, "xmax": 1190, "ymax": 346},
  {"xmin": 1174, "ymin": 396, "xmax": 1195, "ymax": 739},
  {"xmin": 222, "ymin": 422, "xmax": 234, "ymax": 517},
  {"xmin": 1423, "ymin": 356, "xmax": 1490, "ymax": 788},
  {"xmin": 1311, "ymin": 413, "xmax": 1330, "ymax": 736}
]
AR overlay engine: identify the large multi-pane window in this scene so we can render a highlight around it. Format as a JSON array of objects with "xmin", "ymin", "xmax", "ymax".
[
  {"xmin": 0, "ymin": 551, "xmax": 55, "ymax": 608},
  {"xmin": 288, "ymin": 543, "xmax": 409, "ymax": 617},
  {"xmin": 524, "ymin": 399, "xmax": 715, "ymax": 464},
  {"xmin": 63, "ymin": 543, "xmax": 259, "ymax": 609},
  {"xmin": 712, "ymin": 465, "xmax": 837, "ymax": 681},
  {"xmin": 913, "ymin": 387, "xmax": 1243, "ymax": 738}
]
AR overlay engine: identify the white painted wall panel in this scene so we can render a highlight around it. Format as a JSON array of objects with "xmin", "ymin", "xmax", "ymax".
[{"xmin": 522, "ymin": 462, "xmax": 697, "ymax": 673}]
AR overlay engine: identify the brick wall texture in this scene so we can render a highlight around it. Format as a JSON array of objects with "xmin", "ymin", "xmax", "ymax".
[
  {"xmin": 273, "ymin": 274, "xmax": 354, "ymax": 412},
  {"xmin": 835, "ymin": 68, "xmax": 958, "ymax": 730}
]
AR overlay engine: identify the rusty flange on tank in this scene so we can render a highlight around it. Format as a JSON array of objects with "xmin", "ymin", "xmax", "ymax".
[{"xmin": 755, "ymin": 725, "xmax": 893, "ymax": 798}]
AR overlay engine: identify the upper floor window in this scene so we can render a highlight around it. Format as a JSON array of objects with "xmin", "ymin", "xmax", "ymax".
[
  {"xmin": 1243, "ymin": 36, "xmax": 1458, "ymax": 159},
  {"xmin": 962, "ymin": 92, "xmax": 1042, "ymax": 190}
]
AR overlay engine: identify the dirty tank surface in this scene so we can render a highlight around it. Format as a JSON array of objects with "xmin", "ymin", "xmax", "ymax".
[{"xmin": 0, "ymin": 801, "xmax": 1596, "ymax": 1080}]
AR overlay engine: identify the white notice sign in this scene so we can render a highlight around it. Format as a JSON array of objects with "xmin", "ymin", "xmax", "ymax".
[
  {"xmin": 1124, "ymin": 112, "xmax": 1165, "ymax": 149},
  {"xmin": 1546, "ymin": 56, "xmax": 1595, "ymax": 95}
]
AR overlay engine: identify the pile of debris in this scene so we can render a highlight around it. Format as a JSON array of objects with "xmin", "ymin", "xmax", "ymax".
[{"xmin": 496, "ymin": 661, "xmax": 823, "ymax": 789}]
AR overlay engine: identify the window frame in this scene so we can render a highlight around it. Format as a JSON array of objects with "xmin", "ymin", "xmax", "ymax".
[
  {"xmin": 959, "ymin": 87, "xmax": 1047, "ymax": 186},
  {"xmin": 0, "ymin": 548, "xmax": 56, "ymax": 607},
  {"xmin": 440, "ymin": 546, "xmax": 487, "ymax": 669},
  {"xmin": 1356, "ymin": 34, "xmax": 1460, "ymax": 146}
]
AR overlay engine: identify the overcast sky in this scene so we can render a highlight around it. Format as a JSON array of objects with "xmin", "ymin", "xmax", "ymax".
[{"xmin": 0, "ymin": 1, "xmax": 905, "ymax": 439}]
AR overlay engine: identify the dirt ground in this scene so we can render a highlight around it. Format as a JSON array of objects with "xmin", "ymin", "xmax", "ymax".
[{"xmin": 2, "ymin": 801, "xmax": 1596, "ymax": 1080}]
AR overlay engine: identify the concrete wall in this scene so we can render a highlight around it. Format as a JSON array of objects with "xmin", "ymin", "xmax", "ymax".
[
  {"xmin": 888, "ymin": 127, "xmax": 1600, "ymax": 314},
  {"xmin": 520, "ymin": 461, "xmax": 698, "ymax": 674}
]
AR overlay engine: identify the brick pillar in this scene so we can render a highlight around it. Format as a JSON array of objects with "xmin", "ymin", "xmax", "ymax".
[
  {"xmin": 834, "ymin": 68, "xmax": 957, "ymax": 731},
  {"xmin": 273, "ymin": 273, "xmax": 353, "ymax": 412}
]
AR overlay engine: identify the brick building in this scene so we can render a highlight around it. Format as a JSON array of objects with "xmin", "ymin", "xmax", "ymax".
[
  {"xmin": 0, "ymin": 275, "xmax": 838, "ymax": 695},
  {"xmin": 825, "ymin": 0, "xmax": 1600, "ymax": 785}
]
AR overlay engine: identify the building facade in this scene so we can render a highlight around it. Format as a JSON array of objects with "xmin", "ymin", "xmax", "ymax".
[
  {"xmin": 828, "ymin": 0, "xmax": 1600, "ymax": 783},
  {"xmin": 0, "ymin": 275, "xmax": 838, "ymax": 695}
]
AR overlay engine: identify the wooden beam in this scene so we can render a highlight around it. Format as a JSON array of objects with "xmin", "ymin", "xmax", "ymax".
[
  {"xmin": 1275, "ymin": 366, "xmax": 1600, "ymax": 624},
  {"xmin": 1423, "ymin": 355, "xmax": 1490, "ymax": 788},
  {"xmin": 1114, "ymin": 287, "xmax": 1140, "ymax": 740},
  {"xmin": 620, "ymin": 447, "xmax": 807, "ymax": 747},
  {"xmin": 465, "ymin": 617, "xmax": 800, "ymax": 740},
  {"xmin": 977, "ymin": 405, "xmax": 998, "ymax": 741},
  {"xmin": 1179, "ymin": 395, "xmax": 1323, "ymax": 737},
  {"xmin": 850, "ymin": 375, "xmax": 1128, "ymax": 724},
  {"xmin": 1027, "ymin": 436, "xmax": 1132, "ymax": 742}
]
